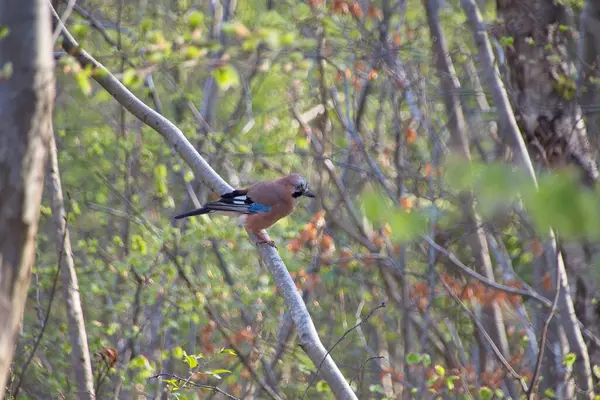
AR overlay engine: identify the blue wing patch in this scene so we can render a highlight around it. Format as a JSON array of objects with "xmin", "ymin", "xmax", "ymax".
[{"xmin": 248, "ymin": 203, "xmax": 271, "ymax": 214}]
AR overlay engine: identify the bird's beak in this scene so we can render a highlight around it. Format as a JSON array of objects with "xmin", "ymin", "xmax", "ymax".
[{"xmin": 303, "ymin": 189, "xmax": 316, "ymax": 198}]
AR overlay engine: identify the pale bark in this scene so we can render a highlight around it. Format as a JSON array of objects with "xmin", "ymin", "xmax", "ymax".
[
  {"xmin": 57, "ymin": 22, "xmax": 358, "ymax": 400},
  {"xmin": 461, "ymin": 0, "xmax": 594, "ymax": 396},
  {"xmin": 0, "ymin": 0, "xmax": 54, "ymax": 397},
  {"xmin": 578, "ymin": 0, "xmax": 600, "ymax": 146},
  {"xmin": 46, "ymin": 130, "xmax": 96, "ymax": 399},
  {"xmin": 424, "ymin": 1, "xmax": 515, "ymax": 396}
]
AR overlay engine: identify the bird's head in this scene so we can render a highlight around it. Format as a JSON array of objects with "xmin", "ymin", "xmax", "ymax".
[{"xmin": 281, "ymin": 173, "xmax": 316, "ymax": 199}]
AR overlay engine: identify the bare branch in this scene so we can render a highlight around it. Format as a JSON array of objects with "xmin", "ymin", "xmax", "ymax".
[
  {"xmin": 439, "ymin": 275, "xmax": 529, "ymax": 393},
  {"xmin": 528, "ymin": 248, "xmax": 562, "ymax": 399},
  {"xmin": 302, "ymin": 302, "xmax": 386, "ymax": 398},
  {"xmin": 45, "ymin": 127, "xmax": 96, "ymax": 398},
  {"xmin": 54, "ymin": 13, "xmax": 357, "ymax": 398},
  {"xmin": 150, "ymin": 373, "xmax": 240, "ymax": 400}
]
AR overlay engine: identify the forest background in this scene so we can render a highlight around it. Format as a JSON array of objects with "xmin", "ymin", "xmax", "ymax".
[{"xmin": 2, "ymin": 0, "xmax": 600, "ymax": 399}]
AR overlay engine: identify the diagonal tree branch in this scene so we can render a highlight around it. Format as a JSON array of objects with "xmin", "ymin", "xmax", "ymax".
[{"xmin": 53, "ymin": 9, "xmax": 357, "ymax": 399}]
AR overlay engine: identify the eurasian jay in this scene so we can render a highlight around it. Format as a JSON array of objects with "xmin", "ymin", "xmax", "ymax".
[{"xmin": 174, "ymin": 173, "xmax": 316, "ymax": 247}]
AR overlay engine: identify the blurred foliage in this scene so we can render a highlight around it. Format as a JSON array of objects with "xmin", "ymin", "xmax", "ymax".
[{"xmin": 7, "ymin": 0, "xmax": 600, "ymax": 399}]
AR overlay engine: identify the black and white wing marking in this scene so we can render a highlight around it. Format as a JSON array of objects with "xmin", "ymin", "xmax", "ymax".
[{"xmin": 174, "ymin": 190, "xmax": 272, "ymax": 219}]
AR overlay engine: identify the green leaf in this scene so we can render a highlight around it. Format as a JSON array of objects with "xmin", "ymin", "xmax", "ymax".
[
  {"xmin": 406, "ymin": 352, "xmax": 421, "ymax": 365},
  {"xmin": 130, "ymin": 355, "xmax": 151, "ymax": 370},
  {"xmin": 281, "ymin": 32, "xmax": 296, "ymax": 46},
  {"xmin": 212, "ymin": 65, "xmax": 239, "ymax": 91},
  {"xmin": 205, "ymin": 370, "xmax": 225, "ymax": 379},
  {"xmin": 293, "ymin": 3, "xmax": 312, "ymax": 20},
  {"xmin": 434, "ymin": 365, "xmax": 445, "ymax": 377},
  {"xmin": 526, "ymin": 170, "xmax": 598, "ymax": 239},
  {"xmin": 222, "ymin": 22, "xmax": 251, "ymax": 38},
  {"xmin": 140, "ymin": 18, "xmax": 153, "ymax": 34},
  {"xmin": 593, "ymin": 365, "xmax": 600, "ymax": 379},
  {"xmin": 208, "ymin": 369, "xmax": 231, "ymax": 375},
  {"xmin": 388, "ymin": 210, "xmax": 428, "ymax": 242},
  {"xmin": 296, "ymin": 136, "xmax": 309, "ymax": 150},
  {"xmin": 154, "ymin": 164, "xmax": 168, "ymax": 197},
  {"xmin": 478, "ymin": 387, "xmax": 493, "ymax": 400},
  {"xmin": 184, "ymin": 354, "xmax": 198, "ymax": 369},
  {"xmin": 185, "ymin": 46, "xmax": 207, "ymax": 60},
  {"xmin": 173, "ymin": 346, "xmax": 184, "ymax": 360},
  {"xmin": 75, "ymin": 71, "xmax": 92, "ymax": 96},
  {"xmin": 257, "ymin": 28, "xmax": 281, "ymax": 49},
  {"xmin": 71, "ymin": 24, "xmax": 90, "ymax": 40},
  {"xmin": 564, "ymin": 352, "xmax": 576, "ymax": 367},
  {"xmin": 545, "ymin": 388, "xmax": 556, "ymax": 398},
  {"xmin": 106, "ymin": 322, "xmax": 120, "ymax": 335},
  {"xmin": 218, "ymin": 348, "xmax": 236, "ymax": 356},
  {"xmin": 421, "ymin": 353, "xmax": 431, "ymax": 367},
  {"xmin": 316, "ymin": 380, "xmax": 330, "ymax": 392},
  {"xmin": 500, "ymin": 36, "xmax": 514, "ymax": 46},
  {"xmin": 362, "ymin": 190, "xmax": 392, "ymax": 223},
  {"xmin": 122, "ymin": 69, "xmax": 140, "ymax": 87},
  {"xmin": 164, "ymin": 378, "xmax": 179, "ymax": 388},
  {"xmin": 184, "ymin": 170, "xmax": 194, "ymax": 182},
  {"xmin": 131, "ymin": 234, "xmax": 148, "ymax": 255},
  {"xmin": 187, "ymin": 11, "xmax": 204, "ymax": 29},
  {"xmin": 0, "ymin": 26, "xmax": 9, "ymax": 39},
  {"xmin": 242, "ymin": 37, "xmax": 261, "ymax": 52},
  {"xmin": 39, "ymin": 205, "xmax": 52, "ymax": 216},
  {"xmin": 446, "ymin": 376, "xmax": 459, "ymax": 391},
  {"xmin": 368, "ymin": 384, "xmax": 385, "ymax": 394}
]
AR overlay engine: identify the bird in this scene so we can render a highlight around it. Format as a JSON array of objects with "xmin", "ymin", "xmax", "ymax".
[{"xmin": 174, "ymin": 173, "xmax": 316, "ymax": 247}]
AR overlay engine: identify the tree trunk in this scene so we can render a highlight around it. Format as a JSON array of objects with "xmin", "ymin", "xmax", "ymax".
[
  {"xmin": 578, "ymin": 0, "xmax": 600, "ymax": 150},
  {"xmin": 494, "ymin": 0, "xmax": 598, "ymax": 185},
  {"xmin": 46, "ymin": 130, "xmax": 96, "ymax": 399},
  {"xmin": 494, "ymin": 1, "xmax": 598, "ymax": 395},
  {"xmin": 425, "ymin": 1, "xmax": 515, "ymax": 396},
  {"xmin": 0, "ymin": 0, "xmax": 54, "ymax": 398},
  {"xmin": 461, "ymin": 0, "xmax": 595, "ymax": 396}
]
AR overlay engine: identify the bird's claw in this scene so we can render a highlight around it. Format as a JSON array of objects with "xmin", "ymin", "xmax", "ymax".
[
  {"xmin": 257, "ymin": 239, "xmax": 277, "ymax": 248},
  {"xmin": 251, "ymin": 230, "xmax": 277, "ymax": 248}
]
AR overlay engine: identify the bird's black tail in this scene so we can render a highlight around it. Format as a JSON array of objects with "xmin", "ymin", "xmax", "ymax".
[
  {"xmin": 173, "ymin": 207, "xmax": 210, "ymax": 219},
  {"xmin": 174, "ymin": 189, "xmax": 254, "ymax": 220}
]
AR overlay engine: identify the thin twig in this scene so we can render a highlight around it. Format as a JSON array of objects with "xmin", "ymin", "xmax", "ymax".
[
  {"xmin": 150, "ymin": 373, "xmax": 240, "ymax": 400},
  {"xmin": 349, "ymin": 356, "xmax": 385, "ymax": 387},
  {"xmin": 52, "ymin": 0, "xmax": 76, "ymax": 43},
  {"xmin": 54, "ymin": 8, "xmax": 358, "ymax": 397},
  {"xmin": 302, "ymin": 302, "xmax": 386, "ymax": 398},
  {"xmin": 527, "ymin": 246, "xmax": 562, "ymax": 399},
  {"xmin": 439, "ymin": 275, "xmax": 529, "ymax": 393},
  {"xmin": 427, "ymin": 234, "xmax": 600, "ymax": 349},
  {"xmin": 12, "ymin": 217, "xmax": 69, "ymax": 398},
  {"xmin": 423, "ymin": 235, "xmax": 552, "ymax": 305},
  {"xmin": 162, "ymin": 246, "xmax": 284, "ymax": 400}
]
